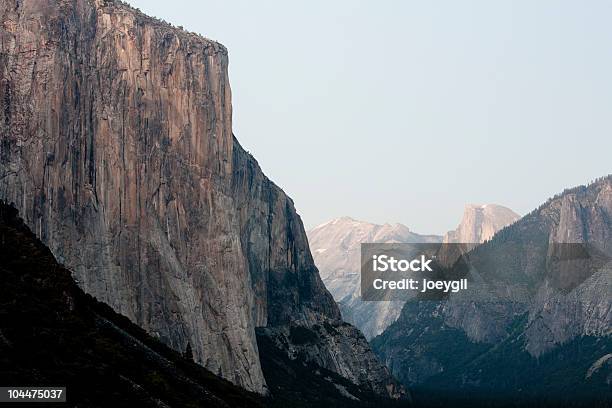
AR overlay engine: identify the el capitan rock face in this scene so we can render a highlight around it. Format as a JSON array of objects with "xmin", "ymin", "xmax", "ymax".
[
  {"xmin": 0, "ymin": 201, "xmax": 264, "ymax": 408},
  {"xmin": 0, "ymin": 0, "xmax": 401, "ymax": 398}
]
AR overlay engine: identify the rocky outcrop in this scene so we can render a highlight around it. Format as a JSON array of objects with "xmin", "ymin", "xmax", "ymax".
[
  {"xmin": 307, "ymin": 217, "xmax": 441, "ymax": 339},
  {"xmin": 443, "ymin": 204, "xmax": 520, "ymax": 244},
  {"xmin": 0, "ymin": 0, "xmax": 401, "ymax": 398},
  {"xmin": 257, "ymin": 322, "xmax": 407, "ymax": 400}
]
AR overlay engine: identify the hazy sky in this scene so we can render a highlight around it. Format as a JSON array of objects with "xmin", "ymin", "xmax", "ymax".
[{"xmin": 129, "ymin": 0, "xmax": 612, "ymax": 234}]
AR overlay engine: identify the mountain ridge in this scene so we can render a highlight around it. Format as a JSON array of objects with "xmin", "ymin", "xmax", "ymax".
[
  {"xmin": 307, "ymin": 216, "xmax": 441, "ymax": 339},
  {"xmin": 372, "ymin": 176, "xmax": 612, "ymax": 406},
  {"xmin": 307, "ymin": 207, "xmax": 518, "ymax": 340}
]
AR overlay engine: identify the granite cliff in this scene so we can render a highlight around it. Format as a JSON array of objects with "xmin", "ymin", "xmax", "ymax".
[
  {"xmin": 0, "ymin": 201, "xmax": 264, "ymax": 408},
  {"xmin": 0, "ymin": 0, "xmax": 403, "ymax": 398}
]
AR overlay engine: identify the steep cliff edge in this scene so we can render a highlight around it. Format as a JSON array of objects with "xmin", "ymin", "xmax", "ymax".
[{"xmin": 0, "ymin": 0, "xmax": 402, "ymax": 398}]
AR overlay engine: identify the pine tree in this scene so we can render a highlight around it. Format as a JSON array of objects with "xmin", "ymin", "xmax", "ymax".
[{"xmin": 183, "ymin": 342, "xmax": 193, "ymax": 361}]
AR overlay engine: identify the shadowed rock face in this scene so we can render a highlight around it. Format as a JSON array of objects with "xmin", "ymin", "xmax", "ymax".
[
  {"xmin": 0, "ymin": 201, "xmax": 265, "ymax": 408},
  {"xmin": 0, "ymin": 0, "xmax": 401, "ymax": 397}
]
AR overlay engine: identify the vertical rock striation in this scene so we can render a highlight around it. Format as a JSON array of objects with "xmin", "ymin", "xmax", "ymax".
[
  {"xmin": 1, "ymin": 0, "xmax": 263, "ymax": 391},
  {"xmin": 0, "ymin": 0, "xmax": 402, "ymax": 398}
]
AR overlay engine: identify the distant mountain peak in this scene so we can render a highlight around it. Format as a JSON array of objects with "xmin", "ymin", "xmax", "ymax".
[
  {"xmin": 310, "ymin": 217, "xmax": 411, "ymax": 234},
  {"xmin": 444, "ymin": 203, "xmax": 520, "ymax": 243},
  {"xmin": 307, "ymin": 217, "xmax": 441, "ymax": 339}
]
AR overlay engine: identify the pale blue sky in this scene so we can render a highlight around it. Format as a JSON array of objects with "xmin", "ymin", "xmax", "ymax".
[{"xmin": 129, "ymin": 0, "xmax": 612, "ymax": 234}]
